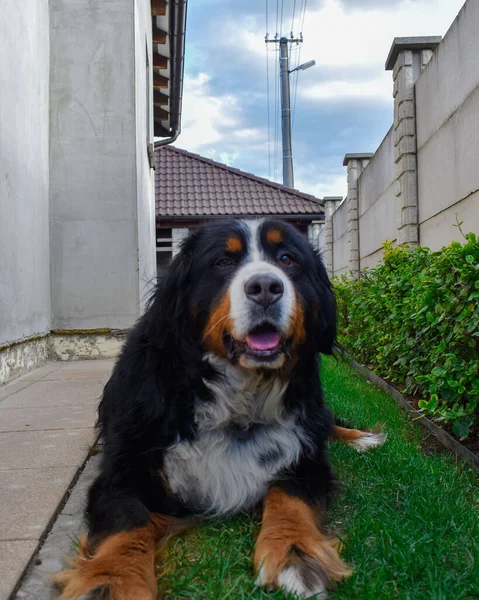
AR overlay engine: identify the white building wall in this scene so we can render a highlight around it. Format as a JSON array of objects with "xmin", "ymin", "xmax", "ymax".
[
  {"xmin": 134, "ymin": 0, "xmax": 156, "ymax": 311},
  {"xmin": 49, "ymin": 0, "xmax": 154, "ymax": 330},
  {"xmin": 0, "ymin": 0, "xmax": 51, "ymax": 346}
]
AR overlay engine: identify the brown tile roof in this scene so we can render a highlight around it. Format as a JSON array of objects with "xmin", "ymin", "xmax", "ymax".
[{"xmin": 155, "ymin": 146, "xmax": 324, "ymax": 218}]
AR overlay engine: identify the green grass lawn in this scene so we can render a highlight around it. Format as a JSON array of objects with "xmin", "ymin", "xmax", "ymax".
[{"xmin": 158, "ymin": 356, "xmax": 479, "ymax": 599}]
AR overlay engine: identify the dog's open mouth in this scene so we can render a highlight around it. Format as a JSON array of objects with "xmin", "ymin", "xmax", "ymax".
[
  {"xmin": 224, "ymin": 323, "xmax": 284, "ymax": 362},
  {"xmin": 246, "ymin": 324, "xmax": 280, "ymax": 352}
]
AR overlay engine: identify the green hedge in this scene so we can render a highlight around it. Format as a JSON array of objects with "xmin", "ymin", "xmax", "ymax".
[{"xmin": 333, "ymin": 232, "xmax": 479, "ymax": 438}]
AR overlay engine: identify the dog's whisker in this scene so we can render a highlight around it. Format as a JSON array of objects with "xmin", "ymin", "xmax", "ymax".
[{"xmin": 202, "ymin": 313, "xmax": 231, "ymax": 342}]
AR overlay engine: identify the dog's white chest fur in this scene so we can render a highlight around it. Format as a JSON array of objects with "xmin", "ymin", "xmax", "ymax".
[{"xmin": 163, "ymin": 357, "xmax": 307, "ymax": 515}]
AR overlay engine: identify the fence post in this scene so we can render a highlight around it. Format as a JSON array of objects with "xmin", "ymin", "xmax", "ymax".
[
  {"xmin": 385, "ymin": 37, "xmax": 441, "ymax": 246},
  {"xmin": 322, "ymin": 196, "xmax": 342, "ymax": 278},
  {"xmin": 342, "ymin": 154, "xmax": 373, "ymax": 277}
]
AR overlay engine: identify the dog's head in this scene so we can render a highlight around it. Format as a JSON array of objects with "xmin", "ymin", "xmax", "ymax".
[{"xmin": 154, "ymin": 219, "xmax": 335, "ymax": 371}]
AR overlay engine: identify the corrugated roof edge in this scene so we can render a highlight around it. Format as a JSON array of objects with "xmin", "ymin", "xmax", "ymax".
[{"xmin": 155, "ymin": 145, "xmax": 324, "ymax": 207}]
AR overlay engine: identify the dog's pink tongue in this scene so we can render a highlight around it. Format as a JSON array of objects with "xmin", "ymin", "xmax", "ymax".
[{"xmin": 246, "ymin": 330, "xmax": 280, "ymax": 351}]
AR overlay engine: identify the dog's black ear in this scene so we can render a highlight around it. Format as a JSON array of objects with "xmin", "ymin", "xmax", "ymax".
[
  {"xmin": 97, "ymin": 232, "xmax": 204, "ymax": 453},
  {"xmin": 145, "ymin": 229, "xmax": 201, "ymax": 349},
  {"xmin": 312, "ymin": 251, "xmax": 337, "ymax": 355}
]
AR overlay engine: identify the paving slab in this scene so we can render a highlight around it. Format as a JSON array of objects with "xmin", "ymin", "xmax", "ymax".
[
  {"xmin": 0, "ymin": 360, "xmax": 113, "ymax": 600},
  {"xmin": 14, "ymin": 456, "xmax": 102, "ymax": 600},
  {"xmin": 13, "ymin": 364, "xmax": 63, "ymax": 382},
  {"xmin": 0, "ymin": 380, "xmax": 103, "ymax": 409},
  {"xmin": 0, "ymin": 404, "xmax": 97, "ymax": 433},
  {"xmin": 0, "ymin": 541, "xmax": 39, "ymax": 600},
  {"xmin": 50, "ymin": 360, "xmax": 114, "ymax": 371},
  {"xmin": 0, "ymin": 364, "xmax": 59, "ymax": 402},
  {"xmin": 41, "ymin": 369, "xmax": 111, "ymax": 381},
  {"xmin": 0, "ymin": 429, "xmax": 95, "ymax": 471},
  {"xmin": 0, "ymin": 467, "xmax": 78, "ymax": 541},
  {"xmin": 41, "ymin": 364, "xmax": 114, "ymax": 383},
  {"xmin": 0, "ymin": 379, "xmax": 36, "ymax": 403}
]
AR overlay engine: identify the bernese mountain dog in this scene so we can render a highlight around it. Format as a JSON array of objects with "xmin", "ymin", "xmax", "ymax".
[{"xmin": 56, "ymin": 218, "xmax": 385, "ymax": 600}]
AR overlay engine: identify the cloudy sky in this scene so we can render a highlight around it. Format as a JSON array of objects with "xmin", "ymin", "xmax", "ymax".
[{"xmin": 175, "ymin": 0, "xmax": 465, "ymax": 199}]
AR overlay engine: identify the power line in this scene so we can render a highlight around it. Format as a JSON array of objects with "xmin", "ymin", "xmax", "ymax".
[
  {"xmin": 292, "ymin": 0, "xmax": 308, "ymax": 132},
  {"xmin": 265, "ymin": 1, "xmax": 272, "ymax": 179},
  {"xmin": 267, "ymin": 0, "xmax": 308, "ymax": 182},
  {"xmin": 274, "ymin": 59, "xmax": 278, "ymax": 180},
  {"xmin": 273, "ymin": 45, "xmax": 280, "ymax": 181},
  {"xmin": 291, "ymin": 44, "xmax": 300, "ymax": 131},
  {"xmin": 296, "ymin": 0, "xmax": 304, "ymax": 34},
  {"xmin": 291, "ymin": 0, "xmax": 297, "ymax": 34},
  {"xmin": 265, "ymin": 0, "xmax": 315, "ymax": 186},
  {"xmin": 267, "ymin": 33, "xmax": 304, "ymax": 187},
  {"xmin": 274, "ymin": 1, "xmax": 280, "ymax": 181},
  {"xmin": 289, "ymin": 0, "xmax": 300, "ymax": 63},
  {"xmin": 300, "ymin": 0, "xmax": 308, "ymax": 33},
  {"xmin": 266, "ymin": 59, "xmax": 272, "ymax": 181}
]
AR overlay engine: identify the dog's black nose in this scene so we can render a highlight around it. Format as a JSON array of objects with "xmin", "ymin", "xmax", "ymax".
[{"xmin": 245, "ymin": 274, "xmax": 284, "ymax": 308}]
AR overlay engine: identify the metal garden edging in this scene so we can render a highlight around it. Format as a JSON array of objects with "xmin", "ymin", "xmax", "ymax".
[{"xmin": 339, "ymin": 349, "xmax": 479, "ymax": 473}]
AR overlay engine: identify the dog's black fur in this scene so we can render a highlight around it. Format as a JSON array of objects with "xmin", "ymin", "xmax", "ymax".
[
  {"xmin": 46, "ymin": 218, "xmax": 374, "ymax": 600},
  {"xmin": 87, "ymin": 219, "xmax": 337, "ymax": 541}
]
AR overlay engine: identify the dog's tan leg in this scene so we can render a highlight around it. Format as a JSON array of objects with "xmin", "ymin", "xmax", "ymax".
[
  {"xmin": 332, "ymin": 425, "xmax": 387, "ymax": 452},
  {"xmin": 54, "ymin": 515, "xmax": 175, "ymax": 600},
  {"xmin": 254, "ymin": 487, "xmax": 352, "ymax": 599}
]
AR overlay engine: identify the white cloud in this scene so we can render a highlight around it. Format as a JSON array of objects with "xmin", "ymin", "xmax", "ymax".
[
  {"xmin": 190, "ymin": 0, "xmax": 466, "ymax": 101},
  {"xmin": 302, "ymin": 75, "xmax": 391, "ymax": 101},
  {"xmin": 301, "ymin": 0, "xmax": 464, "ymax": 68},
  {"xmin": 178, "ymin": 0, "xmax": 466, "ymax": 197},
  {"xmin": 295, "ymin": 0, "xmax": 465, "ymax": 100},
  {"xmin": 177, "ymin": 74, "xmax": 240, "ymax": 151},
  {"xmin": 177, "ymin": 73, "xmax": 271, "ymax": 167},
  {"xmin": 295, "ymin": 172, "xmax": 348, "ymax": 199}
]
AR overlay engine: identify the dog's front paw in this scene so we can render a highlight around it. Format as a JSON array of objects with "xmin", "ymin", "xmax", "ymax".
[
  {"xmin": 55, "ymin": 568, "xmax": 157, "ymax": 600},
  {"xmin": 255, "ymin": 538, "xmax": 351, "ymax": 599},
  {"xmin": 54, "ymin": 528, "xmax": 158, "ymax": 600},
  {"xmin": 256, "ymin": 548, "xmax": 328, "ymax": 598},
  {"xmin": 77, "ymin": 586, "xmax": 111, "ymax": 600}
]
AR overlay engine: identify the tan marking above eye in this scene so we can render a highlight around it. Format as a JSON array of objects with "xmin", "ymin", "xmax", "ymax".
[
  {"xmin": 225, "ymin": 237, "xmax": 243, "ymax": 253},
  {"xmin": 266, "ymin": 229, "xmax": 283, "ymax": 245}
]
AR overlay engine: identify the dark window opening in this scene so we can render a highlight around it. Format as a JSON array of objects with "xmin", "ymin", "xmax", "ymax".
[{"xmin": 156, "ymin": 227, "xmax": 173, "ymax": 278}]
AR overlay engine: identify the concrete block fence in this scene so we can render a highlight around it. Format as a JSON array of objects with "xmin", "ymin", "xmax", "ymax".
[{"xmin": 321, "ymin": 0, "xmax": 479, "ymax": 278}]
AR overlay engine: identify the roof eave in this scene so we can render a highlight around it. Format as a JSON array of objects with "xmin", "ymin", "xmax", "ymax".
[
  {"xmin": 152, "ymin": 0, "xmax": 188, "ymax": 146},
  {"xmin": 156, "ymin": 213, "xmax": 325, "ymax": 222},
  {"xmin": 155, "ymin": 146, "xmax": 325, "ymax": 206}
]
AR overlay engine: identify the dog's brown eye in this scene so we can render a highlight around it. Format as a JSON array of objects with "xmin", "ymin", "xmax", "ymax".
[
  {"xmin": 279, "ymin": 253, "xmax": 294, "ymax": 266},
  {"xmin": 216, "ymin": 257, "xmax": 235, "ymax": 268}
]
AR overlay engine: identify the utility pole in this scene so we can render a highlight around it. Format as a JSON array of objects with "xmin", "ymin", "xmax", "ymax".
[
  {"xmin": 266, "ymin": 34, "xmax": 314, "ymax": 189},
  {"xmin": 279, "ymin": 37, "xmax": 294, "ymax": 188}
]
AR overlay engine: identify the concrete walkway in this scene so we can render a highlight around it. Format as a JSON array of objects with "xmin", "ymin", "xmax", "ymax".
[{"xmin": 0, "ymin": 360, "xmax": 114, "ymax": 600}]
